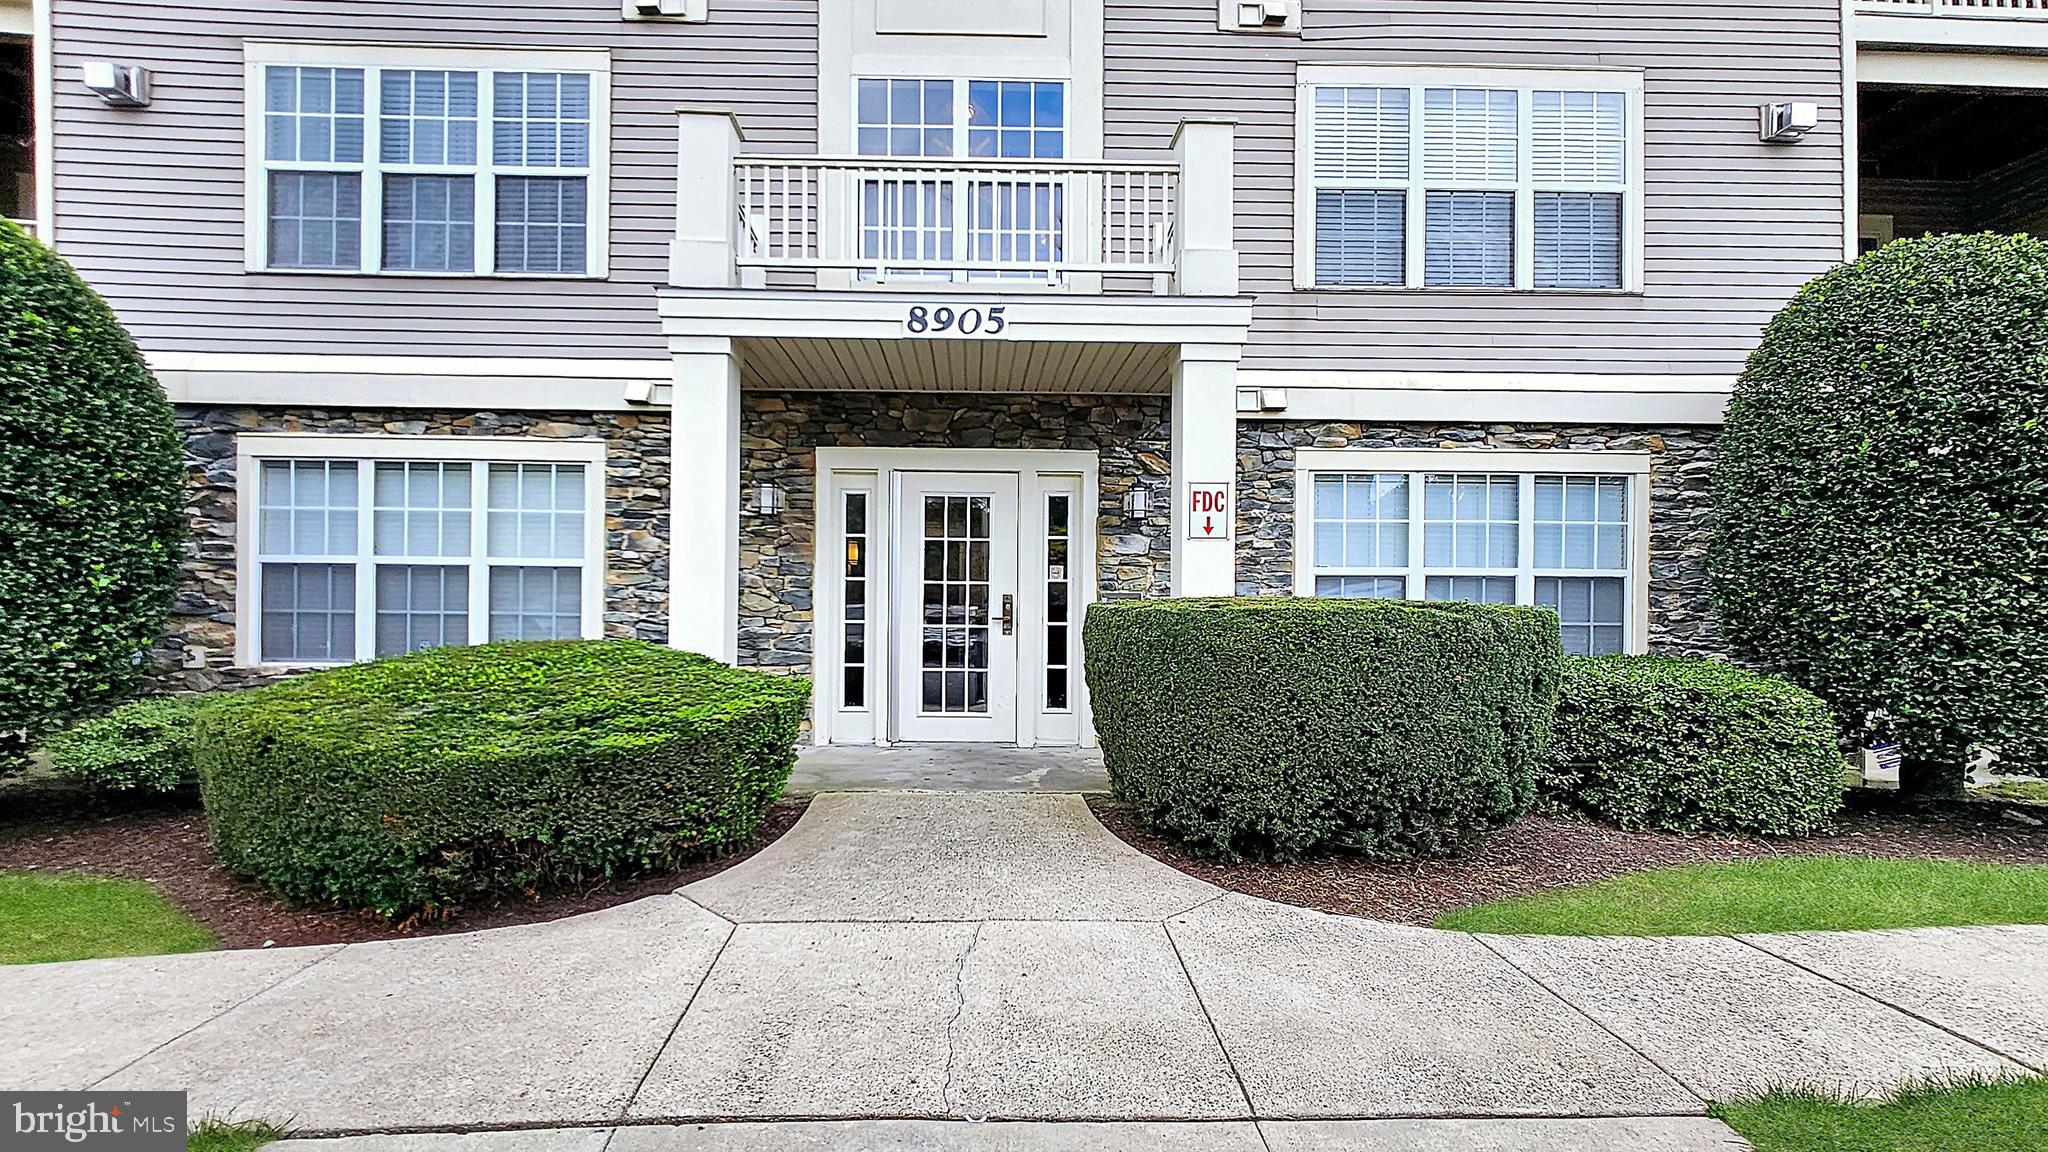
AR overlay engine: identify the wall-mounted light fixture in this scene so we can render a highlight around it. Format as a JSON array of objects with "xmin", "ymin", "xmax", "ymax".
[
  {"xmin": 1122, "ymin": 484, "xmax": 1152, "ymax": 518},
  {"xmin": 754, "ymin": 482, "xmax": 785, "ymax": 517},
  {"xmin": 82, "ymin": 62, "xmax": 152, "ymax": 108},
  {"xmin": 1758, "ymin": 102, "xmax": 1819, "ymax": 144}
]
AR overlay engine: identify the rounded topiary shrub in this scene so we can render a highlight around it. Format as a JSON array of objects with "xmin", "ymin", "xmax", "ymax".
[
  {"xmin": 196, "ymin": 639, "xmax": 810, "ymax": 919},
  {"xmin": 1541, "ymin": 656, "xmax": 1846, "ymax": 837},
  {"xmin": 0, "ymin": 221, "xmax": 185, "ymax": 773},
  {"xmin": 1084, "ymin": 597, "xmax": 1563, "ymax": 861},
  {"xmin": 1711, "ymin": 233, "xmax": 2048, "ymax": 794},
  {"xmin": 47, "ymin": 695, "xmax": 209, "ymax": 794}
]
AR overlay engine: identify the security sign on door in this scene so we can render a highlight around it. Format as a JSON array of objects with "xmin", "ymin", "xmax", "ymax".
[{"xmin": 1186, "ymin": 482, "xmax": 1231, "ymax": 540}]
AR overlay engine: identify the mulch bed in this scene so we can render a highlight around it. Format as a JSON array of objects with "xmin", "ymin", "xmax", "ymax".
[
  {"xmin": 1089, "ymin": 793, "xmax": 2048, "ymax": 927},
  {"xmin": 0, "ymin": 790, "xmax": 808, "ymax": 950}
]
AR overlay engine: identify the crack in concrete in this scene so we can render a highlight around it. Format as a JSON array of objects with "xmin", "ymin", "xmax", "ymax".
[{"xmin": 939, "ymin": 922, "xmax": 987, "ymax": 1118}]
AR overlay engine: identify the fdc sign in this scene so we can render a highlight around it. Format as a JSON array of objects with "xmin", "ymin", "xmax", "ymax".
[{"xmin": 1186, "ymin": 482, "xmax": 1231, "ymax": 540}]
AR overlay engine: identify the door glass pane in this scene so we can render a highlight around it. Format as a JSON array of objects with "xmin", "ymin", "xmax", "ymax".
[
  {"xmin": 843, "ymin": 491, "xmax": 869, "ymax": 709},
  {"xmin": 1045, "ymin": 493, "xmax": 1072, "ymax": 711},
  {"xmin": 920, "ymin": 493, "xmax": 993, "ymax": 715}
]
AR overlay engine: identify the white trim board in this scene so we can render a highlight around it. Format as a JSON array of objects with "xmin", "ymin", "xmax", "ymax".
[
  {"xmin": 1855, "ymin": 14, "xmax": 2048, "ymax": 52},
  {"xmin": 1235, "ymin": 372, "xmax": 1734, "ymax": 426},
  {"xmin": 659, "ymin": 288, "xmax": 1253, "ymax": 346},
  {"xmin": 149, "ymin": 353, "xmax": 672, "ymax": 412},
  {"xmin": 1856, "ymin": 50, "xmax": 2048, "ymax": 89}
]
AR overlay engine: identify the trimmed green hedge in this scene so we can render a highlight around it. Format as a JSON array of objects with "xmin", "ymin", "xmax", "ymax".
[
  {"xmin": 0, "ymin": 220, "xmax": 185, "ymax": 774},
  {"xmin": 196, "ymin": 639, "xmax": 809, "ymax": 918},
  {"xmin": 1710, "ymin": 233, "xmax": 2048, "ymax": 794},
  {"xmin": 46, "ymin": 696, "xmax": 208, "ymax": 794},
  {"xmin": 1084, "ymin": 597, "xmax": 1562, "ymax": 861},
  {"xmin": 1541, "ymin": 656, "xmax": 1845, "ymax": 836}
]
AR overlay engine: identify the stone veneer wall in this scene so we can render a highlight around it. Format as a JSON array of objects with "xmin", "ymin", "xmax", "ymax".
[
  {"xmin": 1236, "ymin": 421, "xmax": 1722, "ymax": 656},
  {"xmin": 162, "ymin": 407, "xmax": 672, "ymax": 691},
  {"xmin": 738, "ymin": 392, "xmax": 1172, "ymax": 670}
]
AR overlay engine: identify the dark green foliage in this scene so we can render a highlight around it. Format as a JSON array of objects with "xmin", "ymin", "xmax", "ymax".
[
  {"xmin": 1083, "ymin": 596, "xmax": 1562, "ymax": 861},
  {"xmin": 1711, "ymin": 233, "xmax": 2048, "ymax": 793},
  {"xmin": 0, "ymin": 221, "xmax": 185, "ymax": 774},
  {"xmin": 46, "ymin": 695, "xmax": 209, "ymax": 794},
  {"xmin": 1542, "ymin": 656, "xmax": 1846, "ymax": 836},
  {"xmin": 195, "ymin": 640, "xmax": 810, "ymax": 919}
]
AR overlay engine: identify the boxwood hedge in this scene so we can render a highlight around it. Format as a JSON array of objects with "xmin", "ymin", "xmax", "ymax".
[
  {"xmin": 1710, "ymin": 233, "xmax": 2048, "ymax": 794},
  {"xmin": 1084, "ymin": 597, "xmax": 1562, "ymax": 861},
  {"xmin": 47, "ymin": 695, "xmax": 209, "ymax": 794},
  {"xmin": 196, "ymin": 639, "xmax": 809, "ymax": 918},
  {"xmin": 1540, "ymin": 656, "xmax": 1846, "ymax": 837}
]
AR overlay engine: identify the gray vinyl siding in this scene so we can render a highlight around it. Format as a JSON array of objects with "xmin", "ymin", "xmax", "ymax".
[
  {"xmin": 48, "ymin": 0, "xmax": 817, "ymax": 358},
  {"xmin": 1105, "ymin": 0, "xmax": 1847, "ymax": 377}
]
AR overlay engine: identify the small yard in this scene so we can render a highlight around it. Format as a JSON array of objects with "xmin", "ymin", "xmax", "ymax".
[
  {"xmin": 1714, "ymin": 1076, "xmax": 2048, "ymax": 1152},
  {"xmin": 1433, "ymin": 857, "xmax": 2048, "ymax": 936},
  {"xmin": 0, "ymin": 871, "xmax": 212, "ymax": 965},
  {"xmin": 1093, "ymin": 794, "xmax": 2048, "ymax": 930}
]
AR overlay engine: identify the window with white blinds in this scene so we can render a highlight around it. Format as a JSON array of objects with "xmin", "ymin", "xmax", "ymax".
[
  {"xmin": 246, "ymin": 45, "xmax": 610, "ymax": 278},
  {"xmin": 1297, "ymin": 457, "xmax": 1648, "ymax": 657},
  {"xmin": 1297, "ymin": 67, "xmax": 1640, "ymax": 292},
  {"xmin": 240, "ymin": 439, "xmax": 605, "ymax": 667}
]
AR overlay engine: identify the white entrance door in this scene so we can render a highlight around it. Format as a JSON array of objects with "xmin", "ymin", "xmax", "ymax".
[{"xmin": 893, "ymin": 472, "xmax": 1020, "ymax": 742}]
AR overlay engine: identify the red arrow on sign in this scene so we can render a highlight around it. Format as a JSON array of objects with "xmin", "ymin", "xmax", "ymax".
[{"xmin": 1204, "ymin": 516, "xmax": 1214, "ymax": 535}]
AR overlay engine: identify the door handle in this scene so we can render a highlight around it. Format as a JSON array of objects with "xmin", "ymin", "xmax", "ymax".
[{"xmin": 1000, "ymin": 594, "xmax": 1015, "ymax": 636}]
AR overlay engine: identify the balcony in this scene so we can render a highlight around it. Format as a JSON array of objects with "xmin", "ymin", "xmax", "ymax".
[
  {"xmin": 669, "ymin": 111, "xmax": 1239, "ymax": 298},
  {"xmin": 1856, "ymin": 0, "xmax": 2048, "ymax": 47}
]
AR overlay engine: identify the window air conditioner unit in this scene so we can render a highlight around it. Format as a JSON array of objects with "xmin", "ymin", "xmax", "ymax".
[
  {"xmin": 1220, "ymin": 0, "xmax": 1298, "ymax": 32},
  {"xmin": 623, "ymin": 0, "xmax": 706, "ymax": 22}
]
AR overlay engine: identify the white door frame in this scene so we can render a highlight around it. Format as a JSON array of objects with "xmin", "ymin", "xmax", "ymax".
[{"xmin": 813, "ymin": 446, "xmax": 1101, "ymax": 748}]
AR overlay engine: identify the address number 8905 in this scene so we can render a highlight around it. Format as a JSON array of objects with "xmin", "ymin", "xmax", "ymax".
[{"xmin": 906, "ymin": 305, "xmax": 1007, "ymax": 336}]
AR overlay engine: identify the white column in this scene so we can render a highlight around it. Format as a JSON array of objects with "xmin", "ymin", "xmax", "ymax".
[
  {"xmin": 669, "ymin": 337, "xmax": 743, "ymax": 662},
  {"xmin": 1172, "ymin": 118, "xmax": 1240, "ymax": 297},
  {"xmin": 670, "ymin": 109, "xmax": 745, "ymax": 288},
  {"xmin": 1171, "ymin": 343, "xmax": 1242, "ymax": 597}
]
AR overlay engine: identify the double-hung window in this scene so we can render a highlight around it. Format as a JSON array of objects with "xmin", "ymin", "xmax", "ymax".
[
  {"xmin": 239, "ymin": 436, "xmax": 606, "ymax": 667},
  {"xmin": 1296, "ymin": 66, "xmax": 1640, "ymax": 292},
  {"xmin": 851, "ymin": 77, "xmax": 1067, "ymax": 279},
  {"xmin": 1295, "ymin": 451, "xmax": 1649, "ymax": 656},
  {"xmin": 247, "ymin": 45, "xmax": 610, "ymax": 277}
]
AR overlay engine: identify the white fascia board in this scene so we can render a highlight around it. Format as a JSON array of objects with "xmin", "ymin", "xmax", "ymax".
[
  {"xmin": 1295, "ymin": 447, "xmax": 1653, "ymax": 474},
  {"xmin": 1857, "ymin": 49, "xmax": 2048, "ymax": 88},
  {"xmin": 1855, "ymin": 15, "xmax": 2048, "ymax": 52},
  {"xmin": 149, "ymin": 353, "xmax": 673, "ymax": 412},
  {"xmin": 658, "ymin": 289, "xmax": 1254, "ymax": 346},
  {"xmin": 1235, "ymin": 371, "xmax": 1734, "ymax": 426}
]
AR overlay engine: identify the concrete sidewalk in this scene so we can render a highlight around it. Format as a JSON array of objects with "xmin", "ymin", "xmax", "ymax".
[{"xmin": 3, "ymin": 792, "xmax": 2043, "ymax": 1150}]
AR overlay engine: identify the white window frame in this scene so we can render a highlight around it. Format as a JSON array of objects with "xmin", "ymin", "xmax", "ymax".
[
  {"xmin": 242, "ymin": 41, "xmax": 613, "ymax": 279},
  {"xmin": 233, "ymin": 434, "xmax": 608, "ymax": 669},
  {"xmin": 1293, "ymin": 64, "xmax": 1645, "ymax": 294},
  {"xmin": 1291, "ymin": 449, "xmax": 1653, "ymax": 655}
]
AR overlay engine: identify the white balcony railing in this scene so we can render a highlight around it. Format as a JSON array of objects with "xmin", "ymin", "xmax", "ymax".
[
  {"xmin": 670, "ymin": 111, "xmax": 1239, "ymax": 297},
  {"xmin": 1857, "ymin": 0, "xmax": 2048, "ymax": 15},
  {"xmin": 734, "ymin": 156, "xmax": 1179, "ymax": 284}
]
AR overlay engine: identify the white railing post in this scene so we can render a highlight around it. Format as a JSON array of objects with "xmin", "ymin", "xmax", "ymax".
[
  {"xmin": 670, "ymin": 109, "xmax": 745, "ymax": 288},
  {"xmin": 1172, "ymin": 118, "xmax": 1239, "ymax": 296}
]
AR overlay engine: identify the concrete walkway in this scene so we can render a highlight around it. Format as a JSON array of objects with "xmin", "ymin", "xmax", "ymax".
[{"xmin": 4, "ymin": 793, "xmax": 2045, "ymax": 1152}]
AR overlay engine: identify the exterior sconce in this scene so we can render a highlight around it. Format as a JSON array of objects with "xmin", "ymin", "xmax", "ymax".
[
  {"xmin": 754, "ymin": 482, "xmax": 785, "ymax": 516},
  {"xmin": 82, "ymin": 62, "xmax": 152, "ymax": 108},
  {"xmin": 1758, "ymin": 102, "xmax": 1818, "ymax": 144},
  {"xmin": 1122, "ymin": 484, "xmax": 1152, "ymax": 517}
]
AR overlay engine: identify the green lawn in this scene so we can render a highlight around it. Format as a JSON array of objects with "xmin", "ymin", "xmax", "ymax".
[
  {"xmin": 1714, "ymin": 1076, "xmax": 2048, "ymax": 1152},
  {"xmin": 1433, "ymin": 856, "xmax": 2048, "ymax": 936},
  {"xmin": 0, "ymin": 872, "xmax": 214, "ymax": 964},
  {"xmin": 188, "ymin": 1119, "xmax": 283, "ymax": 1152}
]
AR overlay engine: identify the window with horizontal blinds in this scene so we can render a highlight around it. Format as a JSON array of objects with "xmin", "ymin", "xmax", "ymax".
[
  {"xmin": 1300, "ymin": 69, "xmax": 1635, "ymax": 292},
  {"xmin": 254, "ymin": 58, "xmax": 600, "ymax": 276},
  {"xmin": 1424, "ymin": 191, "xmax": 1513, "ymax": 287}
]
